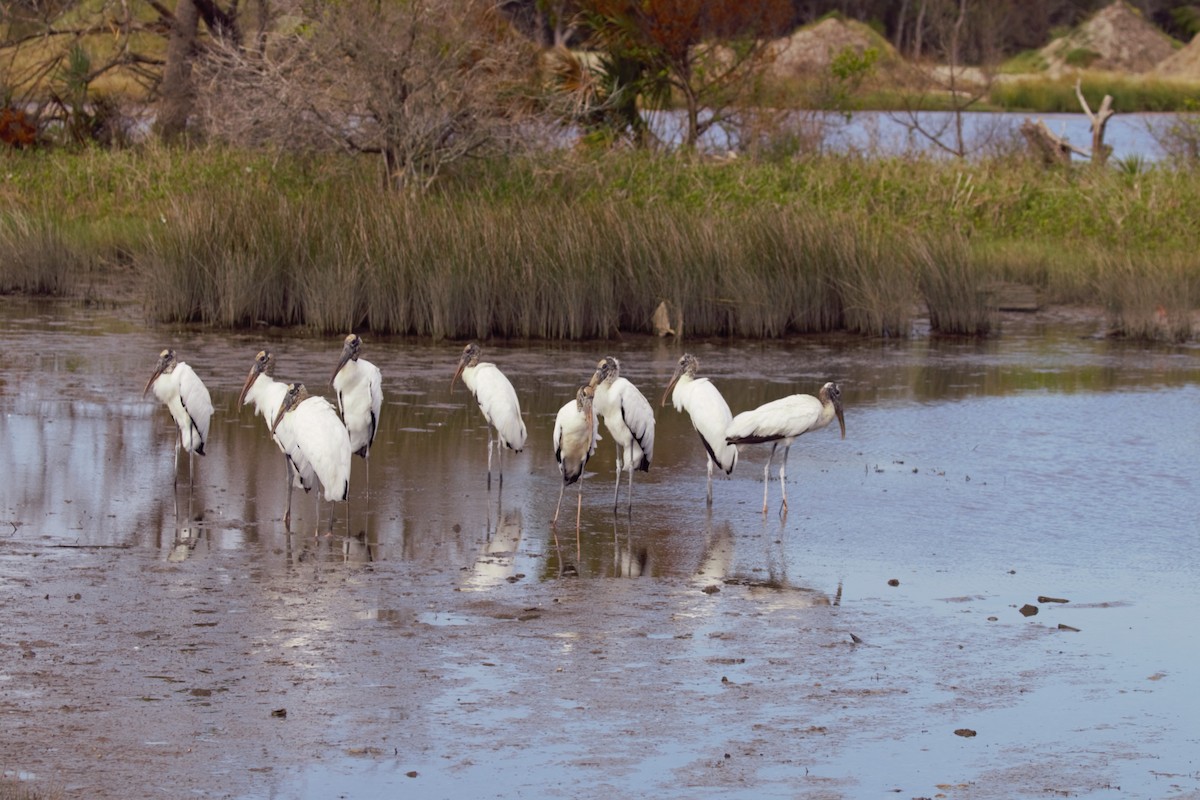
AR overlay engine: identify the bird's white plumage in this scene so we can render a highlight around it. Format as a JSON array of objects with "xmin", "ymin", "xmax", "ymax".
[
  {"xmin": 149, "ymin": 361, "xmax": 213, "ymax": 455},
  {"xmin": 283, "ymin": 396, "xmax": 351, "ymax": 503},
  {"xmin": 334, "ymin": 357, "xmax": 383, "ymax": 458},
  {"xmin": 242, "ymin": 372, "xmax": 314, "ymax": 491},
  {"xmin": 725, "ymin": 393, "xmax": 826, "ymax": 447},
  {"xmin": 671, "ymin": 374, "xmax": 738, "ymax": 475},
  {"xmin": 553, "ymin": 392, "xmax": 599, "ymax": 486},
  {"xmin": 552, "ymin": 386, "xmax": 598, "ymax": 527},
  {"xmin": 590, "ymin": 356, "xmax": 655, "ymax": 511},
  {"xmin": 725, "ymin": 382, "xmax": 845, "ymax": 514},
  {"xmin": 459, "ymin": 362, "xmax": 527, "ymax": 452},
  {"xmin": 592, "ymin": 375, "xmax": 655, "ymax": 473}
]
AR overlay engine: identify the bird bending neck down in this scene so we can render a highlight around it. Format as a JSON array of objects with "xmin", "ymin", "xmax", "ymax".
[{"xmin": 589, "ymin": 356, "xmax": 656, "ymax": 514}]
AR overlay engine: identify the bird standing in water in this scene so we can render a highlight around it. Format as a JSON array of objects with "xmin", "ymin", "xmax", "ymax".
[
  {"xmin": 552, "ymin": 385, "xmax": 599, "ymax": 559},
  {"xmin": 272, "ymin": 383, "xmax": 352, "ymax": 535},
  {"xmin": 662, "ymin": 353, "xmax": 738, "ymax": 505},
  {"xmin": 589, "ymin": 356, "xmax": 655, "ymax": 513},
  {"xmin": 725, "ymin": 381, "xmax": 845, "ymax": 515},
  {"xmin": 331, "ymin": 334, "xmax": 383, "ymax": 492},
  {"xmin": 239, "ymin": 350, "xmax": 314, "ymax": 529},
  {"xmin": 452, "ymin": 342, "xmax": 527, "ymax": 489},
  {"xmin": 144, "ymin": 348, "xmax": 213, "ymax": 490}
]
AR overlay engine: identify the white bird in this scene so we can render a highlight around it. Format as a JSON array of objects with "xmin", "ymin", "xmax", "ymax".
[
  {"xmin": 725, "ymin": 381, "xmax": 846, "ymax": 515},
  {"xmin": 552, "ymin": 385, "xmax": 599, "ymax": 531},
  {"xmin": 661, "ymin": 353, "xmax": 738, "ymax": 505},
  {"xmin": 451, "ymin": 342, "xmax": 527, "ymax": 489},
  {"xmin": 239, "ymin": 350, "xmax": 315, "ymax": 528},
  {"xmin": 144, "ymin": 348, "xmax": 213, "ymax": 490},
  {"xmin": 272, "ymin": 383, "xmax": 352, "ymax": 534},
  {"xmin": 331, "ymin": 333, "xmax": 383, "ymax": 486},
  {"xmin": 589, "ymin": 356, "xmax": 655, "ymax": 512}
]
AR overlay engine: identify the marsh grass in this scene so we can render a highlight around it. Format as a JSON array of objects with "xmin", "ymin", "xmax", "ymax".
[
  {"xmin": 4, "ymin": 146, "xmax": 1197, "ymax": 341},
  {"xmin": 142, "ymin": 183, "xmax": 950, "ymax": 338},
  {"xmin": 913, "ymin": 232, "xmax": 994, "ymax": 336},
  {"xmin": 1096, "ymin": 253, "xmax": 1197, "ymax": 341},
  {"xmin": 989, "ymin": 74, "xmax": 1200, "ymax": 113},
  {"xmin": 0, "ymin": 212, "xmax": 83, "ymax": 295}
]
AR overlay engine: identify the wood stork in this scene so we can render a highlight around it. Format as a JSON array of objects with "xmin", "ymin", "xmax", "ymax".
[
  {"xmin": 144, "ymin": 348, "xmax": 213, "ymax": 490},
  {"xmin": 238, "ymin": 350, "xmax": 315, "ymax": 529},
  {"xmin": 331, "ymin": 333, "xmax": 383, "ymax": 488},
  {"xmin": 451, "ymin": 342, "xmax": 527, "ymax": 489},
  {"xmin": 272, "ymin": 383, "xmax": 352, "ymax": 534},
  {"xmin": 589, "ymin": 356, "xmax": 655, "ymax": 513},
  {"xmin": 661, "ymin": 353, "xmax": 738, "ymax": 505},
  {"xmin": 552, "ymin": 385, "xmax": 598, "ymax": 532},
  {"xmin": 725, "ymin": 381, "xmax": 846, "ymax": 515}
]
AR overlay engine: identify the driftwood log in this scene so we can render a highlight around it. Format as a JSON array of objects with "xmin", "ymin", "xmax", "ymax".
[
  {"xmin": 1021, "ymin": 80, "xmax": 1115, "ymax": 167},
  {"xmin": 1020, "ymin": 119, "xmax": 1082, "ymax": 166}
]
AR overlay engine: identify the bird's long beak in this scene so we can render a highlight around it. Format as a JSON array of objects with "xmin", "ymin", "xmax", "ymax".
[
  {"xmin": 661, "ymin": 367, "xmax": 683, "ymax": 408},
  {"xmin": 835, "ymin": 402, "xmax": 846, "ymax": 439},
  {"xmin": 587, "ymin": 370, "xmax": 601, "ymax": 390},
  {"xmin": 238, "ymin": 368, "xmax": 257, "ymax": 406},
  {"xmin": 450, "ymin": 359, "xmax": 466, "ymax": 394},
  {"xmin": 271, "ymin": 405, "xmax": 286, "ymax": 434},
  {"xmin": 331, "ymin": 346, "xmax": 353, "ymax": 387},
  {"xmin": 143, "ymin": 368, "xmax": 163, "ymax": 398}
]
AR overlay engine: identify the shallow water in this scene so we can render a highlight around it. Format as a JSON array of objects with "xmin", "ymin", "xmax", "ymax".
[{"xmin": 1, "ymin": 298, "xmax": 1198, "ymax": 799}]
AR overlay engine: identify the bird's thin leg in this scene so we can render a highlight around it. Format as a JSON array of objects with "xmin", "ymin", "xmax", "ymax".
[
  {"xmin": 173, "ymin": 440, "xmax": 180, "ymax": 491},
  {"xmin": 706, "ymin": 459, "xmax": 715, "ymax": 506},
  {"xmin": 486, "ymin": 428, "xmax": 494, "ymax": 491},
  {"xmin": 778, "ymin": 445, "xmax": 791, "ymax": 516},
  {"xmin": 612, "ymin": 455, "xmax": 622, "ymax": 512},
  {"xmin": 575, "ymin": 482, "xmax": 583, "ymax": 562},
  {"xmin": 496, "ymin": 442, "xmax": 504, "ymax": 488},
  {"xmin": 284, "ymin": 459, "xmax": 295, "ymax": 530},
  {"xmin": 554, "ymin": 482, "xmax": 566, "ymax": 525},
  {"xmin": 188, "ymin": 449, "xmax": 195, "ymax": 493},
  {"xmin": 364, "ymin": 454, "xmax": 370, "ymax": 503},
  {"xmin": 625, "ymin": 465, "xmax": 634, "ymax": 516},
  {"xmin": 762, "ymin": 443, "xmax": 777, "ymax": 514}
]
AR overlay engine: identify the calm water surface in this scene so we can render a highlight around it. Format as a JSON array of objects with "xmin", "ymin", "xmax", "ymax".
[{"xmin": 1, "ymin": 298, "xmax": 1197, "ymax": 798}]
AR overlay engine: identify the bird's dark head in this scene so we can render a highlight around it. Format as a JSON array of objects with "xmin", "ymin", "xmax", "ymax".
[
  {"xmin": 239, "ymin": 350, "xmax": 275, "ymax": 406},
  {"xmin": 661, "ymin": 353, "xmax": 698, "ymax": 407},
  {"xmin": 577, "ymin": 385, "xmax": 595, "ymax": 427},
  {"xmin": 591, "ymin": 356, "xmax": 619, "ymax": 387},
  {"xmin": 143, "ymin": 349, "xmax": 178, "ymax": 397},
  {"xmin": 272, "ymin": 382, "xmax": 308, "ymax": 432},
  {"xmin": 821, "ymin": 381, "xmax": 846, "ymax": 439},
  {"xmin": 451, "ymin": 342, "xmax": 482, "ymax": 393},
  {"xmin": 332, "ymin": 334, "xmax": 362, "ymax": 385}
]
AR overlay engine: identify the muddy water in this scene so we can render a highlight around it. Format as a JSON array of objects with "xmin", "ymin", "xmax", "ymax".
[{"xmin": 1, "ymin": 298, "xmax": 1198, "ymax": 799}]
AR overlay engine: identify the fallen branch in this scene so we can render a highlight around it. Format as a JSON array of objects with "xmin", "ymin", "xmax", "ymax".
[{"xmin": 1075, "ymin": 78, "xmax": 1115, "ymax": 167}]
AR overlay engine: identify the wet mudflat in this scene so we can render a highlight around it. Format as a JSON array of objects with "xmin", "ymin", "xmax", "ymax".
[{"xmin": 1, "ymin": 298, "xmax": 1198, "ymax": 799}]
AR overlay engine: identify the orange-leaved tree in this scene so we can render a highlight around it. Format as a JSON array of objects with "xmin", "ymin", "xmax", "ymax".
[{"xmin": 572, "ymin": 0, "xmax": 790, "ymax": 149}]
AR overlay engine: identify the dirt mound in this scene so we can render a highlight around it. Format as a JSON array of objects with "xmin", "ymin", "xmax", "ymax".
[
  {"xmin": 767, "ymin": 16, "xmax": 897, "ymax": 78},
  {"xmin": 1038, "ymin": 1, "xmax": 1177, "ymax": 75},
  {"xmin": 1155, "ymin": 32, "xmax": 1200, "ymax": 77}
]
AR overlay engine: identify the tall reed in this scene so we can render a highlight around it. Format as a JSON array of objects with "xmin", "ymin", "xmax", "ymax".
[
  {"xmin": 0, "ymin": 212, "xmax": 82, "ymax": 296},
  {"xmin": 913, "ymin": 231, "xmax": 995, "ymax": 336},
  {"xmin": 1095, "ymin": 253, "xmax": 1197, "ymax": 341},
  {"xmin": 140, "ymin": 185, "xmax": 951, "ymax": 339}
]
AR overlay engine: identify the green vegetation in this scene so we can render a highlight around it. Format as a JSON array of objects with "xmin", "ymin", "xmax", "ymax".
[
  {"xmin": 1, "ymin": 145, "xmax": 1197, "ymax": 341},
  {"xmin": 989, "ymin": 74, "xmax": 1200, "ymax": 113}
]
